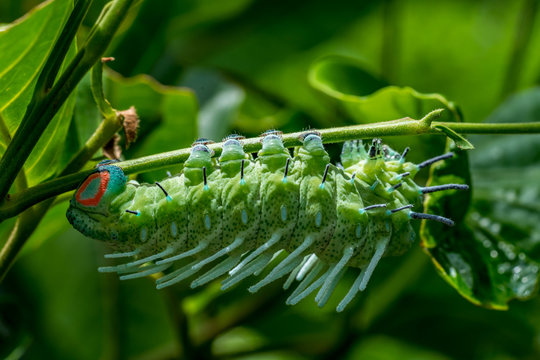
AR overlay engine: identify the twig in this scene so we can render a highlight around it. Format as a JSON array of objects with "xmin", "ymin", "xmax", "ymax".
[{"xmin": 2, "ymin": 110, "xmax": 540, "ymax": 221}]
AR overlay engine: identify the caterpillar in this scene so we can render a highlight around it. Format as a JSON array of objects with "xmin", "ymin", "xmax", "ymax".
[{"xmin": 66, "ymin": 131, "xmax": 468, "ymax": 312}]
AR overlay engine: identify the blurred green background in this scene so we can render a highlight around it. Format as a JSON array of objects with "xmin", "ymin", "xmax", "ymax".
[{"xmin": 1, "ymin": 0, "xmax": 540, "ymax": 359}]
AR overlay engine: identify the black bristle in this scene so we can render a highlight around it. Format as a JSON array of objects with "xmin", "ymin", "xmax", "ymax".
[{"xmin": 155, "ymin": 181, "xmax": 170, "ymax": 198}]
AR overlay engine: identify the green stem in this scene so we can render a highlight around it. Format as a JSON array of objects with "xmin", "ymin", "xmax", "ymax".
[
  {"xmin": 0, "ymin": 0, "xmax": 135, "ymax": 204},
  {"xmin": 0, "ymin": 115, "xmax": 28, "ymax": 193},
  {"xmin": 2, "ymin": 112, "xmax": 540, "ymax": 222}
]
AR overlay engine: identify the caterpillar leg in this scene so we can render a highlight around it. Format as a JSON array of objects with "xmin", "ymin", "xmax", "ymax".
[
  {"xmin": 249, "ymin": 235, "xmax": 315, "ymax": 292},
  {"xmin": 119, "ymin": 262, "xmax": 171, "ymax": 281},
  {"xmin": 254, "ymin": 250, "xmax": 284, "ymax": 276},
  {"xmin": 315, "ymin": 246, "xmax": 355, "ymax": 307},
  {"xmin": 104, "ymin": 248, "xmax": 141, "ymax": 259},
  {"xmin": 287, "ymin": 266, "xmax": 334, "ymax": 305},
  {"xmin": 221, "ymin": 253, "xmax": 273, "ymax": 290},
  {"xmin": 156, "ymin": 259, "xmax": 200, "ymax": 289},
  {"xmin": 286, "ymin": 260, "xmax": 325, "ymax": 304},
  {"xmin": 229, "ymin": 232, "xmax": 282, "ymax": 275},
  {"xmin": 248, "ymin": 255, "xmax": 306, "ymax": 293},
  {"xmin": 359, "ymin": 235, "xmax": 390, "ymax": 291},
  {"xmin": 336, "ymin": 269, "xmax": 366, "ymax": 312},
  {"xmin": 283, "ymin": 255, "xmax": 311, "ymax": 290},
  {"xmin": 315, "ymin": 266, "xmax": 347, "ymax": 308},
  {"xmin": 191, "ymin": 255, "xmax": 242, "ymax": 288},
  {"xmin": 296, "ymin": 253, "xmax": 318, "ymax": 281},
  {"xmin": 192, "ymin": 237, "xmax": 244, "ymax": 271},
  {"xmin": 335, "ymin": 235, "xmax": 391, "ymax": 312},
  {"xmin": 98, "ymin": 247, "xmax": 175, "ymax": 273},
  {"xmin": 156, "ymin": 241, "xmax": 209, "ymax": 265}
]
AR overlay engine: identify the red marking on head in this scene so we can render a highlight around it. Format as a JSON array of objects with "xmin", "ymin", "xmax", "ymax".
[{"xmin": 75, "ymin": 171, "xmax": 110, "ymax": 207}]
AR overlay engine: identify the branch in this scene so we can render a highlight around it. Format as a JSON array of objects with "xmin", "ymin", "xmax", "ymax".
[{"xmin": 2, "ymin": 110, "xmax": 540, "ymax": 221}]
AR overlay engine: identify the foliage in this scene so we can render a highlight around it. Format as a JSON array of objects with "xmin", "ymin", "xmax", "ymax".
[{"xmin": 1, "ymin": 0, "xmax": 540, "ymax": 359}]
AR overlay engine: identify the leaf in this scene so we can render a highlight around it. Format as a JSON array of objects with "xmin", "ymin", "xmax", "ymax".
[
  {"xmin": 469, "ymin": 87, "xmax": 540, "ymax": 258},
  {"xmin": 432, "ymin": 124, "xmax": 474, "ymax": 150},
  {"xmin": 308, "ymin": 56, "xmax": 461, "ymax": 165},
  {"xmin": 346, "ymin": 335, "xmax": 451, "ymax": 360},
  {"xmin": 309, "ymin": 56, "xmax": 461, "ymax": 124},
  {"xmin": 421, "ymin": 138, "xmax": 539, "ymax": 309},
  {"xmin": 0, "ymin": 0, "xmax": 76, "ymax": 185}
]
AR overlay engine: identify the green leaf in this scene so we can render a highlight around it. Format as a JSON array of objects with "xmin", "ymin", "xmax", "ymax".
[
  {"xmin": 23, "ymin": 43, "xmax": 77, "ymax": 185},
  {"xmin": 421, "ymin": 138, "xmax": 539, "ymax": 309},
  {"xmin": 308, "ymin": 56, "xmax": 461, "ymax": 165},
  {"xmin": 0, "ymin": 0, "xmax": 76, "ymax": 185},
  {"xmin": 432, "ymin": 124, "xmax": 474, "ymax": 150},
  {"xmin": 346, "ymin": 335, "xmax": 451, "ymax": 360},
  {"xmin": 309, "ymin": 56, "xmax": 461, "ymax": 124}
]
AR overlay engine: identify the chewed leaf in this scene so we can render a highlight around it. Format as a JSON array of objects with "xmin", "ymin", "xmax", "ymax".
[{"xmin": 421, "ymin": 139, "xmax": 539, "ymax": 309}]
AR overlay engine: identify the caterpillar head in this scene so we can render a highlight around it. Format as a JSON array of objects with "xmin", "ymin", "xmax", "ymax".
[{"xmin": 67, "ymin": 164, "xmax": 127, "ymax": 240}]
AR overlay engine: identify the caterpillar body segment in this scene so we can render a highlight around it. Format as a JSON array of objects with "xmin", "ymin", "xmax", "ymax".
[{"xmin": 67, "ymin": 132, "xmax": 468, "ymax": 311}]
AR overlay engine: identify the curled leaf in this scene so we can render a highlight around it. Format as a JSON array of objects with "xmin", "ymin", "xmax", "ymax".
[{"xmin": 433, "ymin": 124, "xmax": 474, "ymax": 150}]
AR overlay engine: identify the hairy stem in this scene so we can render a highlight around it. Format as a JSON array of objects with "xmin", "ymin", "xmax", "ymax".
[{"xmin": 2, "ymin": 111, "xmax": 540, "ymax": 222}]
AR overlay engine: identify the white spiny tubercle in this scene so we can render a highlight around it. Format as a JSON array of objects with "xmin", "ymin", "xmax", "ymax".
[
  {"xmin": 192, "ymin": 237, "xmax": 244, "ymax": 271},
  {"xmin": 261, "ymin": 235, "xmax": 314, "ymax": 281},
  {"xmin": 191, "ymin": 255, "xmax": 241, "ymax": 288},
  {"xmin": 287, "ymin": 261, "xmax": 324, "ymax": 304},
  {"xmin": 315, "ymin": 246, "xmax": 355, "ymax": 304},
  {"xmin": 296, "ymin": 254, "xmax": 318, "ymax": 281},
  {"xmin": 284, "ymin": 256, "xmax": 310, "ymax": 290},
  {"xmin": 156, "ymin": 241, "xmax": 209, "ymax": 265},
  {"xmin": 104, "ymin": 248, "xmax": 141, "ymax": 259},
  {"xmin": 119, "ymin": 263, "xmax": 170, "ymax": 280},
  {"xmin": 229, "ymin": 232, "xmax": 282, "ymax": 275}
]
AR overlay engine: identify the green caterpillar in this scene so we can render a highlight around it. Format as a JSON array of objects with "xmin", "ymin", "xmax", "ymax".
[{"xmin": 66, "ymin": 131, "xmax": 468, "ymax": 312}]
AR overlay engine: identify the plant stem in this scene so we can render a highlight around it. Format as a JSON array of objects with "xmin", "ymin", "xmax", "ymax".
[
  {"xmin": 0, "ymin": 0, "xmax": 135, "ymax": 204},
  {"xmin": 2, "ymin": 112, "xmax": 540, "ymax": 222}
]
